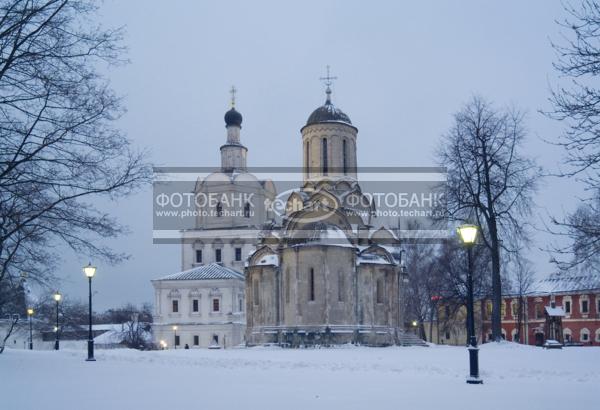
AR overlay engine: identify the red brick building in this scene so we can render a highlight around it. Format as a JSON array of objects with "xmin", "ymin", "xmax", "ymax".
[{"xmin": 481, "ymin": 271, "xmax": 600, "ymax": 346}]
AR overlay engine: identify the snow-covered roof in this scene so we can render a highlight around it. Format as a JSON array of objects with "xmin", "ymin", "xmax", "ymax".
[
  {"xmin": 93, "ymin": 323, "xmax": 152, "ymax": 345},
  {"xmin": 356, "ymin": 245, "xmax": 396, "ymax": 266},
  {"xmin": 313, "ymin": 227, "xmax": 354, "ymax": 247},
  {"xmin": 545, "ymin": 306, "xmax": 565, "ymax": 317},
  {"xmin": 289, "ymin": 225, "xmax": 355, "ymax": 248},
  {"xmin": 94, "ymin": 329, "xmax": 125, "ymax": 345},
  {"xmin": 92, "ymin": 324, "xmax": 124, "ymax": 331},
  {"xmin": 529, "ymin": 271, "xmax": 600, "ymax": 295},
  {"xmin": 356, "ymin": 254, "xmax": 394, "ymax": 265},
  {"xmin": 255, "ymin": 254, "xmax": 279, "ymax": 266},
  {"xmin": 154, "ymin": 263, "xmax": 244, "ymax": 281},
  {"xmin": 369, "ymin": 227, "xmax": 399, "ymax": 241}
]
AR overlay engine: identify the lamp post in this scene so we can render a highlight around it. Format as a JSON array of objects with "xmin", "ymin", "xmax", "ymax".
[
  {"xmin": 83, "ymin": 263, "xmax": 96, "ymax": 361},
  {"xmin": 53, "ymin": 291, "xmax": 62, "ymax": 350},
  {"xmin": 457, "ymin": 224, "xmax": 483, "ymax": 384},
  {"xmin": 26, "ymin": 307, "xmax": 34, "ymax": 350},
  {"xmin": 172, "ymin": 325, "xmax": 178, "ymax": 349}
]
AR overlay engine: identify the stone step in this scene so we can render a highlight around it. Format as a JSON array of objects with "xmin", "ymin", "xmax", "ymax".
[{"xmin": 397, "ymin": 331, "xmax": 428, "ymax": 347}]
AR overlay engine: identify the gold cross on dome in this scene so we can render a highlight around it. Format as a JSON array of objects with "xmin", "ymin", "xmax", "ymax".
[
  {"xmin": 230, "ymin": 85, "xmax": 237, "ymax": 108},
  {"xmin": 319, "ymin": 65, "xmax": 337, "ymax": 102},
  {"xmin": 320, "ymin": 65, "xmax": 337, "ymax": 88}
]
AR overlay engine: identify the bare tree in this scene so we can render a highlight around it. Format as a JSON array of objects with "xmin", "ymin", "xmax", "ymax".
[
  {"xmin": 0, "ymin": 1, "xmax": 150, "ymax": 291},
  {"xmin": 436, "ymin": 240, "xmax": 494, "ymax": 344},
  {"xmin": 404, "ymin": 240, "xmax": 442, "ymax": 341},
  {"xmin": 122, "ymin": 303, "xmax": 152, "ymax": 350},
  {"xmin": 0, "ymin": 314, "xmax": 19, "ymax": 353},
  {"xmin": 0, "ymin": 274, "xmax": 25, "ymax": 353},
  {"xmin": 545, "ymin": 1, "xmax": 600, "ymax": 270},
  {"xmin": 509, "ymin": 254, "xmax": 534, "ymax": 343},
  {"xmin": 100, "ymin": 303, "xmax": 152, "ymax": 349},
  {"xmin": 437, "ymin": 96, "xmax": 540, "ymax": 341}
]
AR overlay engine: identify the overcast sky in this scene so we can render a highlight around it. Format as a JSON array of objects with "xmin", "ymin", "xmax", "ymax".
[{"xmin": 50, "ymin": 0, "xmax": 583, "ymax": 310}]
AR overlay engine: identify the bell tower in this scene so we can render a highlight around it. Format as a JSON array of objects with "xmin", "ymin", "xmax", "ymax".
[
  {"xmin": 301, "ymin": 67, "xmax": 358, "ymax": 183},
  {"xmin": 220, "ymin": 86, "xmax": 247, "ymax": 173}
]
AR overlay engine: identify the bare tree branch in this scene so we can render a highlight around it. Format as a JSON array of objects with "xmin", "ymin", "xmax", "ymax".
[{"xmin": 0, "ymin": 1, "xmax": 150, "ymax": 291}]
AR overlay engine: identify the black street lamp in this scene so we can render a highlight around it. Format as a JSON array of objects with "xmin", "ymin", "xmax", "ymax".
[
  {"xmin": 457, "ymin": 224, "xmax": 483, "ymax": 385},
  {"xmin": 53, "ymin": 291, "xmax": 62, "ymax": 350},
  {"xmin": 26, "ymin": 307, "xmax": 34, "ymax": 350},
  {"xmin": 173, "ymin": 325, "xmax": 178, "ymax": 349},
  {"xmin": 83, "ymin": 263, "xmax": 97, "ymax": 361}
]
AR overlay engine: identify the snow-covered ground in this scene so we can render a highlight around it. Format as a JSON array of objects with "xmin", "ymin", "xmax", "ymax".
[{"xmin": 1, "ymin": 342, "xmax": 597, "ymax": 410}]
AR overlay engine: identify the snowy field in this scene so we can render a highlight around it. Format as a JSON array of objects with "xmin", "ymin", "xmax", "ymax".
[{"xmin": 1, "ymin": 342, "xmax": 598, "ymax": 410}]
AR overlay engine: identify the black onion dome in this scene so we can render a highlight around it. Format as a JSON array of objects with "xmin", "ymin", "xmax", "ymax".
[
  {"xmin": 306, "ymin": 100, "xmax": 352, "ymax": 126},
  {"xmin": 224, "ymin": 107, "xmax": 242, "ymax": 127}
]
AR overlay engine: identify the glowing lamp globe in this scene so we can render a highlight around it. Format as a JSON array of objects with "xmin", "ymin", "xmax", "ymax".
[
  {"xmin": 457, "ymin": 224, "xmax": 479, "ymax": 246},
  {"xmin": 83, "ymin": 263, "xmax": 96, "ymax": 278}
]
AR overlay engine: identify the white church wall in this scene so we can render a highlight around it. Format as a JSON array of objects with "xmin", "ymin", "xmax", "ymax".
[
  {"xmin": 180, "ymin": 237, "xmax": 257, "ymax": 271},
  {"xmin": 152, "ymin": 278, "xmax": 245, "ymax": 348}
]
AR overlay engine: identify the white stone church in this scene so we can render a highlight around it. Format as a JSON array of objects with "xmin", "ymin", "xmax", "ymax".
[
  {"xmin": 246, "ymin": 84, "xmax": 420, "ymax": 346},
  {"xmin": 152, "ymin": 80, "xmax": 423, "ymax": 348},
  {"xmin": 151, "ymin": 98, "xmax": 275, "ymax": 349}
]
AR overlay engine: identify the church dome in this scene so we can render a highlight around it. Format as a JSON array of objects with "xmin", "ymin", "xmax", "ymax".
[
  {"xmin": 306, "ymin": 100, "xmax": 352, "ymax": 127},
  {"xmin": 224, "ymin": 107, "xmax": 242, "ymax": 128}
]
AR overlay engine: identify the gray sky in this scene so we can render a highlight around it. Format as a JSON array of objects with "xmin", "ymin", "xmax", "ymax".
[{"xmin": 52, "ymin": 0, "xmax": 582, "ymax": 310}]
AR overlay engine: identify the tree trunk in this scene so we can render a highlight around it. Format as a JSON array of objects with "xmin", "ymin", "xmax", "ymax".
[
  {"xmin": 0, "ymin": 316, "xmax": 18, "ymax": 354},
  {"xmin": 490, "ymin": 223, "xmax": 502, "ymax": 341},
  {"xmin": 428, "ymin": 302, "xmax": 435, "ymax": 342}
]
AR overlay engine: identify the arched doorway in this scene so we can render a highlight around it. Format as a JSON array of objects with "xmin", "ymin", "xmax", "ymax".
[{"xmin": 534, "ymin": 331, "xmax": 544, "ymax": 346}]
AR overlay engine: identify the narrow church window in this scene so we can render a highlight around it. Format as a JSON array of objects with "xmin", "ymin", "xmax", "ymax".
[
  {"xmin": 244, "ymin": 202, "xmax": 251, "ymax": 218},
  {"xmin": 235, "ymin": 247, "xmax": 242, "ymax": 261},
  {"xmin": 195, "ymin": 249, "xmax": 202, "ymax": 264},
  {"xmin": 239, "ymin": 297, "xmax": 243, "ymax": 312},
  {"xmin": 306, "ymin": 141, "xmax": 310, "ymax": 178},
  {"xmin": 193, "ymin": 335, "xmax": 199, "ymax": 346},
  {"xmin": 309, "ymin": 268, "xmax": 315, "ymax": 301},
  {"xmin": 343, "ymin": 139, "xmax": 347, "ymax": 175},
  {"xmin": 216, "ymin": 202, "xmax": 223, "ymax": 217},
  {"xmin": 338, "ymin": 271, "xmax": 344, "ymax": 302},
  {"xmin": 215, "ymin": 248, "xmax": 222, "ymax": 263},
  {"xmin": 212, "ymin": 298, "xmax": 220, "ymax": 312},
  {"xmin": 376, "ymin": 279, "xmax": 384, "ymax": 304},
  {"xmin": 172, "ymin": 299, "xmax": 179, "ymax": 313},
  {"xmin": 253, "ymin": 279, "xmax": 259, "ymax": 305},
  {"xmin": 192, "ymin": 299, "xmax": 199, "ymax": 313},
  {"xmin": 285, "ymin": 269, "xmax": 290, "ymax": 304},
  {"xmin": 322, "ymin": 138, "xmax": 328, "ymax": 175},
  {"xmin": 175, "ymin": 335, "xmax": 180, "ymax": 346}
]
